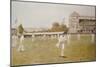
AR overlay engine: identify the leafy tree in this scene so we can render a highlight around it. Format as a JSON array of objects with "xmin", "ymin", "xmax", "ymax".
[
  {"xmin": 60, "ymin": 23, "xmax": 68, "ymax": 33},
  {"xmin": 50, "ymin": 22, "xmax": 68, "ymax": 33},
  {"xmin": 17, "ymin": 24, "xmax": 24, "ymax": 35},
  {"xmin": 51, "ymin": 22, "xmax": 61, "ymax": 32}
]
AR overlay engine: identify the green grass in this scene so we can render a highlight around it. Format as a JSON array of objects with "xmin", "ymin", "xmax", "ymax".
[{"xmin": 11, "ymin": 34, "xmax": 96, "ymax": 66}]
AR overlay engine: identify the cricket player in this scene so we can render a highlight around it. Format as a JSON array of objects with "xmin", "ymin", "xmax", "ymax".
[
  {"xmin": 56, "ymin": 33, "xmax": 67, "ymax": 58},
  {"xmin": 18, "ymin": 35, "xmax": 25, "ymax": 52},
  {"xmin": 32, "ymin": 33, "xmax": 35, "ymax": 42},
  {"xmin": 12, "ymin": 34, "xmax": 18, "ymax": 47}
]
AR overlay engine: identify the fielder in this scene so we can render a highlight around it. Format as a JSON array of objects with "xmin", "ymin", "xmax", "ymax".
[
  {"xmin": 17, "ymin": 35, "xmax": 25, "ymax": 52},
  {"xmin": 56, "ymin": 33, "xmax": 67, "ymax": 58},
  {"xmin": 12, "ymin": 34, "xmax": 18, "ymax": 47},
  {"xmin": 32, "ymin": 33, "xmax": 35, "ymax": 42}
]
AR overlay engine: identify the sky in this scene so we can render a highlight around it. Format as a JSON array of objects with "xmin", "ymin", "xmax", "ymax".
[{"xmin": 11, "ymin": 1, "xmax": 95, "ymax": 28}]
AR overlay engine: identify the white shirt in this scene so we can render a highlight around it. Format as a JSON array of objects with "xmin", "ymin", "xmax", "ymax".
[{"xmin": 58, "ymin": 35, "xmax": 66, "ymax": 43}]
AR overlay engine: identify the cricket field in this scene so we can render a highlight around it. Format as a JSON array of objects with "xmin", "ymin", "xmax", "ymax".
[{"xmin": 11, "ymin": 34, "xmax": 96, "ymax": 66}]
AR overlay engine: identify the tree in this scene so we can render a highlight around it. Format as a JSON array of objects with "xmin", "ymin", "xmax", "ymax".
[
  {"xmin": 51, "ymin": 22, "xmax": 61, "ymax": 32},
  {"xmin": 17, "ymin": 24, "xmax": 24, "ymax": 35},
  {"xmin": 60, "ymin": 24, "xmax": 68, "ymax": 33},
  {"xmin": 50, "ymin": 22, "xmax": 68, "ymax": 33}
]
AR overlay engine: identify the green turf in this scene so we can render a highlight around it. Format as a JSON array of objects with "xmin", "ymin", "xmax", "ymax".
[{"xmin": 11, "ymin": 34, "xmax": 96, "ymax": 66}]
